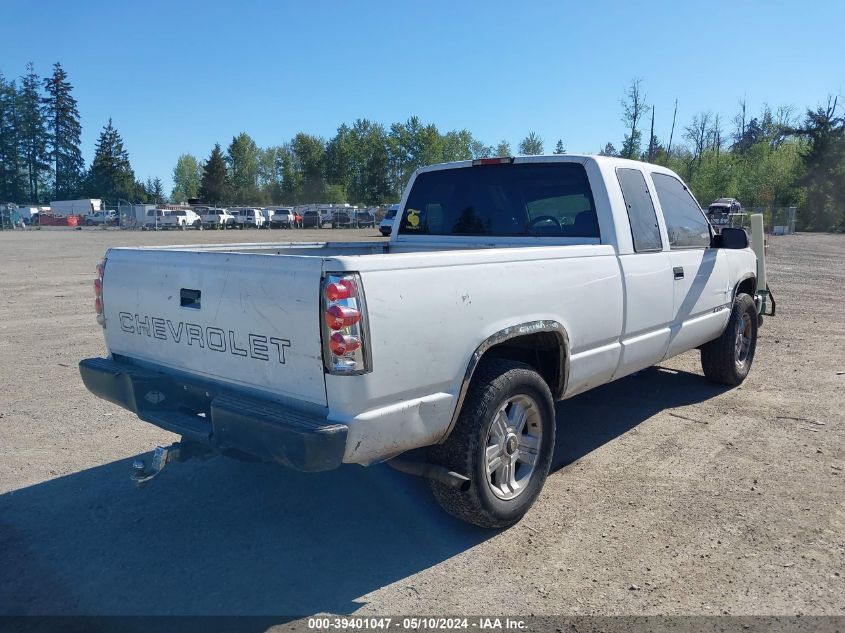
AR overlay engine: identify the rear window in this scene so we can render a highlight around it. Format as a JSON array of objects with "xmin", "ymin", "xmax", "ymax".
[
  {"xmin": 398, "ymin": 163, "xmax": 599, "ymax": 238},
  {"xmin": 616, "ymin": 168, "xmax": 662, "ymax": 252}
]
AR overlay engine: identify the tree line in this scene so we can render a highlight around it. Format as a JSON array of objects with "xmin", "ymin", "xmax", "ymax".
[
  {"xmin": 0, "ymin": 62, "xmax": 164, "ymax": 206},
  {"xmin": 603, "ymin": 79, "xmax": 844, "ymax": 231},
  {"xmin": 172, "ymin": 120, "xmax": 557, "ymax": 209},
  {"xmin": 1, "ymin": 62, "xmax": 842, "ymax": 231}
]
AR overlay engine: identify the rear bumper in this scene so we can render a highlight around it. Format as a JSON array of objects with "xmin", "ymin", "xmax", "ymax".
[{"xmin": 79, "ymin": 357, "xmax": 347, "ymax": 472}]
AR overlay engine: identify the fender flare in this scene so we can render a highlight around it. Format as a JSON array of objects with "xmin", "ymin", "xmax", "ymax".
[
  {"xmin": 732, "ymin": 273, "xmax": 757, "ymax": 300},
  {"xmin": 439, "ymin": 320, "xmax": 570, "ymax": 443}
]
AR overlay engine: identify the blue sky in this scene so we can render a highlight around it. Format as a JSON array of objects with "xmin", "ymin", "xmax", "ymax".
[{"xmin": 2, "ymin": 0, "xmax": 843, "ymax": 194}]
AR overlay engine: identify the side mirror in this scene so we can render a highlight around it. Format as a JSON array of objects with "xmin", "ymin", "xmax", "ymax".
[{"xmin": 713, "ymin": 227, "xmax": 749, "ymax": 249}]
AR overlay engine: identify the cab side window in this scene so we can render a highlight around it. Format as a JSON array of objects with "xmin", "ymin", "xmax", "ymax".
[
  {"xmin": 652, "ymin": 173, "xmax": 711, "ymax": 248},
  {"xmin": 616, "ymin": 168, "xmax": 662, "ymax": 252}
]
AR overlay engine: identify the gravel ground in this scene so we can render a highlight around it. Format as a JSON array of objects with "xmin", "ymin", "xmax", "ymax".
[{"xmin": 0, "ymin": 227, "xmax": 842, "ymax": 617}]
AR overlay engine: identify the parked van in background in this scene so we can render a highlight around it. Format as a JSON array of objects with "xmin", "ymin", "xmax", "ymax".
[
  {"xmin": 233, "ymin": 208, "xmax": 266, "ymax": 229},
  {"xmin": 379, "ymin": 204, "xmax": 399, "ymax": 236}
]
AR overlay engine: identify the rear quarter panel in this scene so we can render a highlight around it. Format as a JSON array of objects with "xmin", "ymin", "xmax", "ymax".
[{"xmin": 324, "ymin": 246, "xmax": 623, "ymax": 463}]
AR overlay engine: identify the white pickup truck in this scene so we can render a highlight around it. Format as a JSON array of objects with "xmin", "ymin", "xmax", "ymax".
[
  {"xmin": 80, "ymin": 155, "xmax": 774, "ymax": 528},
  {"xmin": 200, "ymin": 208, "xmax": 235, "ymax": 230}
]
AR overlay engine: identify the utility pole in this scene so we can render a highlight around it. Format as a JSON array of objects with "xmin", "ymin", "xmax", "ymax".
[
  {"xmin": 667, "ymin": 99, "xmax": 678, "ymax": 158},
  {"xmin": 648, "ymin": 105, "xmax": 656, "ymax": 162}
]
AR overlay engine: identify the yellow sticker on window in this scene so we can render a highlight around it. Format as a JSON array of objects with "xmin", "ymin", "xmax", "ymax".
[{"xmin": 406, "ymin": 209, "xmax": 420, "ymax": 229}]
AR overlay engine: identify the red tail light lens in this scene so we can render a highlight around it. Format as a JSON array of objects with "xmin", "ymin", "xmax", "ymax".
[
  {"xmin": 94, "ymin": 258, "xmax": 106, "ymax": 326},
  {"xmin": 325, "ymin": 305, "xmax": 361, "ymax": 330},
  {"xmin": 321, "ymin": 273, "xmax": 370, "ymax": 374},
  {"xmin": 329, "ymin": 332, "xmax": 360, "ymax": 355},
  {"xmin": 325, "ymin": 280, "xmax": 355, "ymax": 302}
]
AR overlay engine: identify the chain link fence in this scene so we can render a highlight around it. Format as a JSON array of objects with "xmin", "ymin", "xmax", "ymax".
[{"xmin": 719, "ymin": 207, "xmax": 798, "ymax": 234}]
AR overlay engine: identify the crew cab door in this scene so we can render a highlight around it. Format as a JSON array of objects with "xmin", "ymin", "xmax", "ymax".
[
  {"xmin": 650, "ymin": 172, "xmax": 731, "ymax": 358},
  {"xmin": 613, "ymin": 167, "xmax": 674, "ymax": 378}
]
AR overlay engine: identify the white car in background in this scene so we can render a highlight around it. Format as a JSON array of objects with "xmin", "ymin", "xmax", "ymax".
[
  {"xmin": 201, "ymin": 208, "xmax": 235, "ymax": 229},
  {"xmin": 264, "ymin": 208, "xmax": 295, "ymax": 229},
  {"xmin": 144, "ymin": 209, "xmax": 201, "ymax": 230},
  {"xmin": 84, "ymin": 210, "xmax": 117, "ymax": 226},
  {"xmin": 234, "ymin": 208, "xmax": 266, "ymax": 229},
  {"xmin": 160, "ymin": 209, "xmax": 202, "ymax": 230},
  {"xmin": 379, "ymin": 204, "xmax": 400, "ymax": 236}
]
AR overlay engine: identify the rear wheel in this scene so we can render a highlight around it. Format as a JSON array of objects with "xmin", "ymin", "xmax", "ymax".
[
  {"xmin": 701, "ymin": 293, "xmax": 758, "ymax": 385},
  {"xmin": 429, "ymin": 359, "xmax": 555, "ymax": 528}
]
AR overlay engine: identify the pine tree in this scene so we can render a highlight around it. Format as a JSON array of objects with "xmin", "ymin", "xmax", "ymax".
[
  {"xmin": 553, "ymin": 139, "xmax": 566, "ymax": 154},
  {"xmin": 18, "ymin": 63, "xmax": 49, "ymax": 203},
  {"xmin": 86, "ymin": 118, "xmax": 136, "ymax": 202},
  {"xmin": 518, "ymin": 132, "xmax": 544, "ymax": 155},
  {"xmin": 43, "ymin": 63, "xmax": 84, "ymax": 199},
  {"xmin": 599, "ymin": 142, "xmax": 618, "ymax": 157},
  {"xmin": 199, "ymin": 144, "xmax": 231, "ymax": 205},
  {"xmin": 794, "ymin": 98, "xmax": 845, "ymax": 231},
  {"xmin": 0, "ymin": 73, "xmax": 24, "ymax": 202},
  {"xmin": 146, "ymin": 176, "xmax": 166, "ymax": 203}
]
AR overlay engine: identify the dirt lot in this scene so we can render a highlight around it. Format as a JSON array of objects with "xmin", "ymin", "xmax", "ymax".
[{"xmin": 0, "ymin": 227, "xmax": 842, "ymax": 617}]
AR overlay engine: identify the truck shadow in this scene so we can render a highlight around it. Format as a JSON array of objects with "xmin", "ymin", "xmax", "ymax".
[
  {"xmin": 551, "ymin": 365, "xmax": 727, "ymax": 471},
  {"xmin": 0, "ymin": 366, "xmax": 725, "ymax": 618}
]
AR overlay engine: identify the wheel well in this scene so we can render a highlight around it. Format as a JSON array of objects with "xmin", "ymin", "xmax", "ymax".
[
  {"xmin": 483, "ymin": 332, "xmax": 565, "ymax": 398},
  {"xmin": 736, "ymin": 276, "xmax": 757, "ymax": 299}
]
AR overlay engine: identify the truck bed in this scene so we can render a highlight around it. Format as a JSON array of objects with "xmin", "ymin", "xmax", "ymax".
[{"xmin": 141, "ymin": 237, "xmax": 603, "ymax": 257}]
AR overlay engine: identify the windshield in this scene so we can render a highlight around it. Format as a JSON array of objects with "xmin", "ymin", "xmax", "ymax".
[{"xmin": 398, "ymin": 163, "xmax": 599, "ymax": 237}]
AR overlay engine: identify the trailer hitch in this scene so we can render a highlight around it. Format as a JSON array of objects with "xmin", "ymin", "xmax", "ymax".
[{"xmin": 130, "ymin": 441, "xmax": 213, "ymax": 488}]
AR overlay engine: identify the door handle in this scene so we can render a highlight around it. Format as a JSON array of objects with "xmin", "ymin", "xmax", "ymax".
[{"xmin": 673, "ymin": 267, "xmax": 685, "ymax": 280}]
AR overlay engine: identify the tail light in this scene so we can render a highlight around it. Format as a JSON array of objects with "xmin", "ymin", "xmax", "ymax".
[
  {"xmin": 321, "ymin": 273, "xmax": 371, "ymax": 374},
  {"xmin": 94, "ymin": 258, "xmax": 106, "ymax": 327}
]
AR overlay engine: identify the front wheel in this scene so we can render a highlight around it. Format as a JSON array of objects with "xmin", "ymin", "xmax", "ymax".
[
  {"xmin": 700, "ymin": 293, "xmax": 758, "ymax": 385},
  {"xmin": 428, "ymin": 359, "xmax": 555, "ymax": 529}
]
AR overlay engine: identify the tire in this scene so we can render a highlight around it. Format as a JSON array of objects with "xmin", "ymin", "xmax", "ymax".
[
  {"xmin": 700, "ymin": 292, "xmax": 758, "ymax": 385},
  {"xmin": 428, "ymin": 359, "xmax": 556, "ymax": 529}
]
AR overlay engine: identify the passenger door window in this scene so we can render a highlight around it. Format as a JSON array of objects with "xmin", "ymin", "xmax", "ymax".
[
  {"xmin": 616, "ymin": 168, "xmax": 662, "ymax": 252},
  {"xmin": 652, "ymin": 173, "xmax": 711, "ymax": 248}
]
